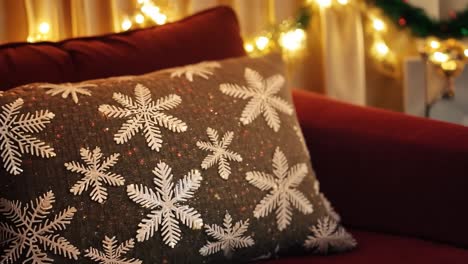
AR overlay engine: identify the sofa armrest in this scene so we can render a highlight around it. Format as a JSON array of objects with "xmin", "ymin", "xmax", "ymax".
[{"xmin": 292, "ymin": 89, "xmax": 468, "ymax": 248}]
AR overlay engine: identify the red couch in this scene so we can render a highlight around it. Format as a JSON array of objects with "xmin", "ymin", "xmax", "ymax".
[{"xmin": 1, "ymin": 6, "xmax": 467, "ymax": 263}]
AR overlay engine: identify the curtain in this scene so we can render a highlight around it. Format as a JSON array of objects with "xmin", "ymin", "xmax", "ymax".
[
  {"xmin": 321, "ymin": 6, "xmax": 366, "ymax": 106},
  {"xmin": 0, "ymin": 0, "xmax": 303, "ymax": 43},
  {"xmin": 0, "ymin": 0, "xmax": 423, "ymax": 111},
  {"xmin": 0, "ymin": 0, "xmax": 323, "ymax": 93}
]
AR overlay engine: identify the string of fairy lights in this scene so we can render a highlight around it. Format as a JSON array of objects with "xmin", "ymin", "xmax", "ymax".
[
  {"xmin": 26, "ymin": 0, "xmax": 468, "ymax": 84},
  {"xmin": 121, "ymin": 0, "xmax": 168, "ymax": 31}
]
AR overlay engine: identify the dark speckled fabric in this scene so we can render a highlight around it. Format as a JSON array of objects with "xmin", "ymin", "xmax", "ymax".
[{"xmin": 0, "ymin": 54, "xmax": 355, "ymax": 263}]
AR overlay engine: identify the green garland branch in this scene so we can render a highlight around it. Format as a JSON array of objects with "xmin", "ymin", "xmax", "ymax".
[{"xmin": 372, "ymin": 0, "xmax": 468, "ymax": 39}]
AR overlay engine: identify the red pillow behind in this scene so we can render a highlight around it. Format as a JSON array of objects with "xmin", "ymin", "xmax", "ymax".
[{"xmin": 0, "ymin": 6, "xmax": 245, "ymax": 91}]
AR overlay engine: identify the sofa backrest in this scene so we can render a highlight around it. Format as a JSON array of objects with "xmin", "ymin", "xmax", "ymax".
[{"xmin": 0, "ymin": 6, "xmax": 246, "ymax": 91}]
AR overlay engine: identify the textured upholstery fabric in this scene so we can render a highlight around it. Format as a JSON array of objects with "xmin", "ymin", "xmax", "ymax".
[
  {"xmin": 0, "ymin": 6, "xmax": 246, "ymax": 91},
  {"xmin": 0, "ymin": 55, "xmax": 355, "ymax": 263},
  {"xmin": 265, "ymin": 229, "xmax": 468, "ymax": 264},
  {"xmin": 292, "ymin": 89, "xmax": 468, "ymax": 248}
]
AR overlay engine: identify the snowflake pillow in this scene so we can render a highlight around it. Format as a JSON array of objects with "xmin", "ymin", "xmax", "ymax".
[{"xmin": 0, "ymin": 54, "xmax": 356, "ymax": 263}]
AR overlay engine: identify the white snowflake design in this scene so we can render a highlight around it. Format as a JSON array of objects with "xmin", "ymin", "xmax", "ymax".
[
  {"xmin": 126, "ymin": 161, "xmax": 203, "ymax": 248},
  {"xmin": 246, "ymin": 147, "xmax": 313, "ymax": 231},
  {"xmin": 199, "ymin": 211, "xmax": 254, "ymax": 259},
  {"xmin": 64, "ymin": 147, "xmax": 125, "ymax": 204},
  {"xmin": 196, "ymin": 127, "xmax": 243, "ymax": 180},
  {"xmin": 304, "ymin": 216, "xmax": 356, "ymax": 254},
  {"xmin": 99, "ymin": 84, "xmax": 187, "ymax": 152},
  {"xmin": 39, "ymin": 82, "xmax": 97, "ymax": 104},
  {"xmin": 85, "ymin": 236, "xmax": 142, "ymax": 264},
  {"xmin": 0, "ymin": 98, "xmax": 55, "ymax": 175},
  {"xmin": 0, "ymin": 191, "xmax": 80, "ymax": 263},
  {"xmin": 170, "ymin": 61, "xmax": 221, "ymax": 82},
  {"xmin": 220, "ymin": 68, "xmax": 293, "ymax": 132}
]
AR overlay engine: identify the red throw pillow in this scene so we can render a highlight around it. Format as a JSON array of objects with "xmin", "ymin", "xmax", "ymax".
[{"xmin": 0, "ymin": 6, "xmax": 245, "ymax": 91}]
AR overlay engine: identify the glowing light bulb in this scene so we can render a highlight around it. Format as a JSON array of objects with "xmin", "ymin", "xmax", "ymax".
[
  {"xmin": 429, "ymin": 40, "xmax": 440, "ymax": 49},
  {"xmin": 337, "ymin": 0, "xmax": 349, "ymax": 5},
  {"xmin": 38, "ymin": 22, "xmax": 50, "ymax": 34},
  {"xmin": 316, "ymin": 0, "xmax": 332, "ymax": 8},
  {"xmin": 441, "ymin": 61, "xmax": 457, "ymax": 71},
  {"xmin": 255, "ymin": 36, "xmax": 270, "ymax": 51},
  {"xmin": 374, "ymin": 41, "xmax": 389, "ymax": 56},
  {"xmin": 432, "ymin": 52, "xmax": 449, "ymax": 63},
  {"xmin": 464, "ymin": 49, "xmax": 468, "ymax": 57},
  {"xmin": 135, "ymin": 14, "xmax": 145, "ymax": 24},
  {"xmin": 141, "ymin": 5, "xmax": 160, "ymax": 15},
  {"xmin": 154, "ymin": 13, "xmax": 167, "ymax": 25},
  {"xmin": 372, "ymin": 18, "xmax": 385, "ymax": 32},
  {"xmin": 280, "ymin": 28, "xmax": 306, "ymax": 51},
  {"xmin": 244, "ymin": 43, "xmax": 254, "ymax": 53},
  {"xmin": 121, "ymin": 19, "xmax": 132, "ymax": 31}
]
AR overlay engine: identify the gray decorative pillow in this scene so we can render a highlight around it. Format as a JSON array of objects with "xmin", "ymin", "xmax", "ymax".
[{"xmin": 0, "ymin": 54, "xmax": 356, "ymax": 263}]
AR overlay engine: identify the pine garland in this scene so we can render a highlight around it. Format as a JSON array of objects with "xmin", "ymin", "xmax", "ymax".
[
  {"xmin": 373, "ymin": 0, "xmax": 468, "ymax": 39},
  {"xmin": 294, "ymin": 0, "xmax": 468, "ymax": 39}
]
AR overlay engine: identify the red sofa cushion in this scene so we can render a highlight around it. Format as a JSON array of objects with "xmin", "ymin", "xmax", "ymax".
[
  {"xmin": 266, "ymin": 229, "xmax": 468, "ymax": 264},
  {"xmin": 0, "ymin": 6, "xmax": 245, "ymax": 91},
  {"xmin": 292, "ymin": 89, "xmax": 468, "ymax": 248}
]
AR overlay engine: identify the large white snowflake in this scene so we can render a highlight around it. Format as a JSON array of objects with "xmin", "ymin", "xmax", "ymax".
[
  {"xmin": 199, "ymin": 211, "xmax": 254, "ymax": 259},
  {"xmin": 246, "ymin": 147, "xmax": 313, "ymax": 231},
  {"xmin": 220, "ymin": 68, "xmax": 293, "ymax": 132},
  {"xmin": 170, "ymin": 61, "xmax": 221, "ymax": 82},
  {"xmin": 99, "ymin": 84, "xmax": 187, "ymax": 152},
  {"xmin": 39, "ymin": 82, "xmax": 97, "ymax": 104},
  {"xmin": 303, "ymin": 216, "xmax": 356, "ymax": 254},
  {"xmin": 0, "ymin": 191, "xmax": 80, "ymax": 263},
  {"xmin": 126, "ymin": 161, "xmax": 203, "ymax": 248},
  {"xmin": 0, "ymin": 98, "xmax": 55, "ymax": 175},
  {"xmin": 196, "ymin": 127, "xmax": 243, "ymax": 180},
  {"xmin": 64, "ymin": 147, "xmax": 125, "ymax": 204},
  {"xmin": 84, "ymin": 236, "xmax": 142, "ymax": 264}
]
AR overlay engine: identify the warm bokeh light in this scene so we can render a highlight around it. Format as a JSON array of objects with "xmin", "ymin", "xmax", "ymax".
[
  {"xmin": 140, "ymin": 1, "xmax": 167, "ymax": 25},
  {"xmin": 430, "ymin": 40, "xmax": 440, "ymax": 49},
  {"xmin": 432, "ymin": 52, "xmax": 449, "ymax": 63},
  {"xmin": 441, "ymin": 61, "xmax": 457, "ymax": 71},
  {"xmin": 38, "ymin": 22, "xmax": 50, "ymax": 34},
  {"xmin": 141, "ymin": 4, "xmax": 160, "ymax": 16},
  {"xmin": 255, "ymin": 36, "xmax": 270, "ymax": 51},
  {"xmin": 154, "ymin": 13, "xmax": 167, "ymax": 25},
  {"xmin": 337, "ymin": 0, "xmax": 349, "ymax": 5},
  {"xmin": 374, "ymin": 41, "xmax": 389, "ymax": 56},
  {"xmin": 464, "ymin": 49, "xmax": 468, "ymax": 57},
  {"xmin": 315, "ymin": 0, "xmax": 332, "ymax": 8},
  {"xmin": 121, "ymin": 19, "xmax": 132, "ymax": 31},
  {"xmin": 135, "ymin": 14, "xmax": 145, "ymax": 24},
  {"xmin": 372, "ymin": 18, "xmax": 385, "ymax": 32},
  {"xmin": 244, "ymin": 43, "xmax": 254, "ymax": 53},
  {"xmin": 280, "ymin": 28, "xmax": 306, "ymax": 51}
]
